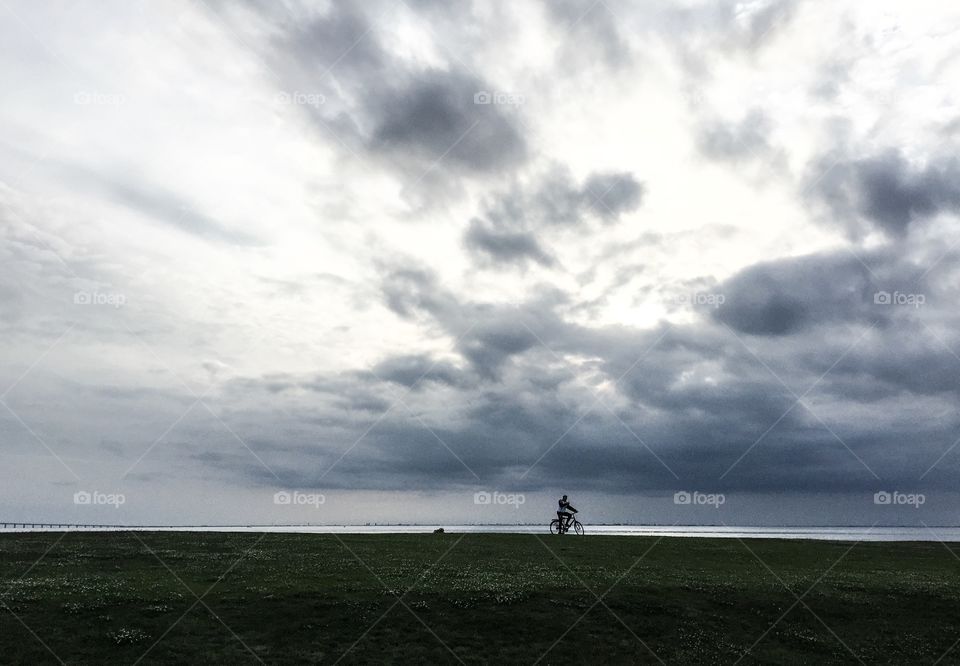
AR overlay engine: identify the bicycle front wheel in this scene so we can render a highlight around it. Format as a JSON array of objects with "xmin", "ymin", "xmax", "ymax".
[{"xmin": 573, "ymin": 521, "xmax": 584, "ymax": 536}]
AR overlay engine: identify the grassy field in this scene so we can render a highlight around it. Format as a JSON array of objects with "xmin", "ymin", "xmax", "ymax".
[{"xmin": 1, "ymin": 531, "xmax": 959, "ymax": 664}]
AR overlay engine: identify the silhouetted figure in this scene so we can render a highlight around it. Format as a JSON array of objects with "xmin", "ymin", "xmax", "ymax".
[{"xmin": 557, "ymin": 494, "xmax": 577, "ymax": 533}]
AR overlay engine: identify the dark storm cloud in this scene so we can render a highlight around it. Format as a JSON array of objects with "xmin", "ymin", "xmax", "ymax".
[
  {"xmin": 285, "ymin": 244, "xmax": 951, "ymax": 495},
  {"xmin": 130, "ymin": 232, "xmax": 960, "ymax": 502},
  {"xmin": 369, "ymin": 69, "xmax": 526, "ymax": 174},
  {"xmin": 239, "ymin": 242, "xmax": 959, "ymax": 499},
  {"xmin": 712, "ymin": 247, "xmax": 939, "ymax": 336},
  {"xmin": 382, "ymin": 263, "xmax": 553, "ymax": 375},
  {"xmin": 284, "ymin": 0, "xmax": 385, "ymax": 81},
  {"xmin": 458, "ymin": 317, "xmax": 542, "ymax": 379},
  {"xmin": 370, "ymin": 353, "xmax": 465, "ymax": 389},
  {"xmin": 703, "ymin": 247, "xmax": 960, "ymax": 411},
  {"xmin": 280, "ymin": 341, "xmax": 889, "ymax": 494},
  {"xmin": 841, "ymin": 323, "xmax": 960, "ymax": 398},
  {"xmin": 300, "ymin": 374, "xmax": 392, "ymax": 414},
  {"xmin": 489, "ymin": 167, "xmax": 644, "ymax": 228},
  {"xmin": 808, "ymin": 149, "xmax": 960, "ymax": 237},
  {"xmin": 581, "ymin": 171, "xmax": 646, "ymax": 220},
  {"xmin": 713, "ymin": 253, "xmax": 877, "ymax": 336},
  {"xmin": 379, "ymin": 262, "xmax": 569, "ymax": 376},
  {"xmin": 248, "ymin": 0, "xmax": 527, "ymax": 195},
  {"xmin": 463, "ymin": 218, "xmax": 556, "ymax": 268},
  {"xmin": 463, "ymin": 167, "xmax": 644, "ymax": 268},
  {"xmin": 381, "ymin": 265, "xmax": 453, "ymax": 320}
]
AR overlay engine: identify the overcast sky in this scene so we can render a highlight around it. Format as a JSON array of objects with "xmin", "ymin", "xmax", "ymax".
[{"xmin": 2, "ymin": 0, "xmax": 960, "ymax": 526}]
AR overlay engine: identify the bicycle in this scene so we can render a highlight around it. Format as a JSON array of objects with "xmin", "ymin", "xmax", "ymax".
[{"xmin": 549, "ymin": 514, "xmax": 584, "ymax": 535}]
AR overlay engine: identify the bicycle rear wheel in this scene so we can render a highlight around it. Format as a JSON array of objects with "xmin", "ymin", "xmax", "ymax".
[
  {"xmin": 549, "ymin": 519, "xmax": 561, "ymax": 535},
  {"xmin": 573, "ymin": 521, "xmax": 584, "ymax": 535}
]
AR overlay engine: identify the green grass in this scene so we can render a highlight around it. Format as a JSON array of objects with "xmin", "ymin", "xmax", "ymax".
[{"xmin": 1, "ymin": 531, "xmax": 959, "ymax": 664}]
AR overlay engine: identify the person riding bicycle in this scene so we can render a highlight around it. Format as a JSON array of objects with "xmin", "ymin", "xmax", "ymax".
[{"xmin": 557, "ymin": 495, "xmax": 577, "ymax": 532}]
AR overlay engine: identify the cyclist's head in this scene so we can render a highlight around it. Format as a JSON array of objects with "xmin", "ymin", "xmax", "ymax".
[{"xmin": 562, "ymin": 494, "xmax": 567, "ymax": 500}]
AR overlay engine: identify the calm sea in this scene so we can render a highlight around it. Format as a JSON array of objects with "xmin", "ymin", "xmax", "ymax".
[{"xmin": 3, "ymin": 525, "xmax": 959, "ymax": 541}]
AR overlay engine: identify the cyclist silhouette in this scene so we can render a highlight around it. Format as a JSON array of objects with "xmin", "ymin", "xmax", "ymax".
[{"xmin": 557, "ymin": 494, "xmax": 577, "ymax": 531}]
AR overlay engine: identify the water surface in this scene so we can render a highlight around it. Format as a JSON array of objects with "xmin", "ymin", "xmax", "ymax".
[{"xmin": 3, "ymin": 525, "xmax": 958, "ymax": 541}]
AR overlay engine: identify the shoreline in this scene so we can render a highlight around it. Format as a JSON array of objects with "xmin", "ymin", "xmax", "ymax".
[{"xmin": 2, "ymin": 524, "xmax": 959, "ymax": 541}]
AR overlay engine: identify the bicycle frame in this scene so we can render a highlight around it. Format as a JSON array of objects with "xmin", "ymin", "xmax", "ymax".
[{"xmin": 550, "ymin": 515, "xmax": 583, "ymax": 535}]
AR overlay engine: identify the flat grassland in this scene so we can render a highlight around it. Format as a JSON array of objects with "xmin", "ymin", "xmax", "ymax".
[{"xmin": 1, "ymin": 531, "xmax": 959, "ymax": 664}]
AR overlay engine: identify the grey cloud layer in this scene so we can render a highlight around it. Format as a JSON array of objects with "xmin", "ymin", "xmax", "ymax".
[
  {"xmin": 306, "ymin": 239, "xmax": 960, "ymax": 495},
  {"xmin": 249, "ymin": 0, "xmax": 528, "ymax": 198},
  {"xmin": 809, "ymin": 149, "xmax": 960, "ymax": 238},
  {"xmin": 463, "ymin": 167, "xmax": 644, "ymax": 267}
]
